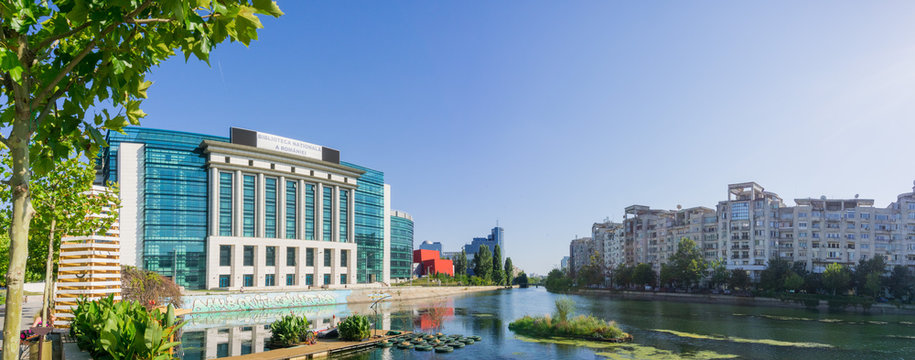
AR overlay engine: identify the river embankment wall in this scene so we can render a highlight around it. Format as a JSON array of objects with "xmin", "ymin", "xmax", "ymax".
[
  {"xmin": 573, "ymin": 289, "xmax": 915, "ymax": 315},
  {"xmin": 184, "ymin": 286, "xmax": 503, "ymax": 314}
]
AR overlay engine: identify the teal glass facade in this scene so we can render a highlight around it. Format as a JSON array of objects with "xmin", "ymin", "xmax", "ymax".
[
  {"xmin": 322, "ymin": 187, "xmax": 333, "ymax": 241},
  {"xmin": 242, "ymin": 175, "xmax": 256, "ymax": 237},
  {"xmin": 390, "ymin": 214, "xmax": 414, "ymax": 279},
  {"xmin": 342, "ymin": 162, "xmax": 385, "ymax": 283},
  {"xmin": 100, "ymin": 128, "xmax": 228, "ymax": 289},
  {"xmin": 339, "ymin": 189, "xmax": 348, "ymax": 242},
  {"xmin": 265, "ymin": 177, "xmax": 277, "ymax": 238},
  {"xmin": 218, "ymin": 172, "xmax": 233, "ymax": 236},
  {"xmin": 285, "ymin": 180, "xmax": 297, "ymax": 239},
  {"xmin": 305, "ymin": 184, "xmax": 315, "ymax": 240}
]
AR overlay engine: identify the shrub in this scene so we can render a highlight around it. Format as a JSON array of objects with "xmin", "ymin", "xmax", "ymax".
[
  {"xmin": 70, "ymin": 295, "xmax": 183, "ymax": 360},
  {"xmin": 121, "ymin": 266, "xmax": 183, "ymax": 310},
  {"xmin": 508, "ymin": 314, "xmax": 625, "ymax": 340},
  {"xmin": 338, "ymin": 315, "xmax": 371, "ymax": 341},
  {"xmin": 270, "ymin": 315, "xmax": 310, "ymax": 347},
  {"xmin": 553, "ymin": 297, "xmax": 575, "ymax": 322}
]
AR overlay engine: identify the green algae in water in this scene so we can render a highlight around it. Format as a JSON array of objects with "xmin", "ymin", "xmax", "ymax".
[
  {"xmin": 514, "ymin": 335, "xmax": 738, "ymax": 359},
  {"xmin": 653, "ymin": 329, "xmax": 832, "ymax": 348}
]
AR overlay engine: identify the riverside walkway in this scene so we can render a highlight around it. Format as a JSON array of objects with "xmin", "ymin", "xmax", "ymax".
[{"xmin": 222, "ymin": 329, "xmax": 411, "ymax": 360}]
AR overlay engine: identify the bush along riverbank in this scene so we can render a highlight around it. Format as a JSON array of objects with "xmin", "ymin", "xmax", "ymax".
[{"xmin": 508, "ymin": 297, "xmax": 632, "ymax": 342}]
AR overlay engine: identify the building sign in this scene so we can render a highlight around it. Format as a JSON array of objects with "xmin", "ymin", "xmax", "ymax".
[
  {"xmin": 256, "ymin": 132, "xmax": 324, "ymax": 160},
  {"xmin": 230, "ymin": 127, "xmax": 340, "ymax": 163}
]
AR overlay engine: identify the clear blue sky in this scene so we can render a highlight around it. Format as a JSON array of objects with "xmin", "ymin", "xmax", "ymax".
[{"xmin": 138, "ymin": 2, "xmax": 915, "ymax": 275}]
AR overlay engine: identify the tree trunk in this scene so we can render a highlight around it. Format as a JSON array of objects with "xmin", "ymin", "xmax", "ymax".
[
  {"xmin": 3, "ymin": 118, "xmax": 35, "ymax": 360},
  {"xmin": 41, "ymin": 217, "xmax": 56, "ymax": 324}
]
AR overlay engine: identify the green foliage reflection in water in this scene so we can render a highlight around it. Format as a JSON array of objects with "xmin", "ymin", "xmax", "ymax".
[
  {"xmin": 514, "ymin": 335, "xmax": 738, "ymax": 360},
  {"xmin": 653, "ymin": 329, "xmax": 833, "ymax": 348}
]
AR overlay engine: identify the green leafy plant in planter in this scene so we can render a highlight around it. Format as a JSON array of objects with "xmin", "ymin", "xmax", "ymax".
[
  {"xmin": 269, "ymin": 315, "xmax": 310, "ymax": 347},
  {"xmin": 70, "ymin": 295, "xmax": 184, "ymax": 360},
  {"xmin": 338, "ymin": 315, "xmax": 371, "ymax": 341}
]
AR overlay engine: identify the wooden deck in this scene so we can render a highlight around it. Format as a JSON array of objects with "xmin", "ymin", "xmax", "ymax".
[{"xmin": 222, "ymin": 330, "xmax": 411, "ymax": 360}]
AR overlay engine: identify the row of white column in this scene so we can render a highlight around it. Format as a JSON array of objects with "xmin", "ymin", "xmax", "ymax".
[{"xmin": 208, "ymin": 167, "xmax": 355, "ymax": 243}]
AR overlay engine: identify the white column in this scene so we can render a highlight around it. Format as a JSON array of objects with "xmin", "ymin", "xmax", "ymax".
[
  {"xmin": 316, "ymin": 247, "xmax": 325, "ymax": 286},
  {"xmin": 349, "ymin": 247, "xmax": 357, "ymax": 284},
  {"xmin": 278, "ymin": 176, "xmax": 286, "ymax": 239},
  {"xmin": 209, "ymin": 167, "xmax": 219, "ymax": 237},
  {"xmin": 255, "ymin": 244, "xmax": 265, "ymax": 287},
  {"xmin": 117, "ymin": 142, "xmax": 145, "ymax": 268},
  {"xmin": 234, "ymin": 170, "xmax": 243, "ymax": 237},
  {"xmin": 348, "ymin": 189, "xmax": 355, "ymax": 243},
  {"xmin": 316, "ymin": 183, "xmax": 324, "ymax": 241},
  {"xmin": 231, "ymin": 244, "xmax": 242, "ymax": 290},
  {"xmin": 257, "ymin": 173, "xmax": 265, "ymax": 238},
  {"xmin": 297, "ymin": 180, "xmax": 305, "ymax": 240},
  {"xmin": 333, "ymin": 185, "xmax": 340, "ymax": 242}
]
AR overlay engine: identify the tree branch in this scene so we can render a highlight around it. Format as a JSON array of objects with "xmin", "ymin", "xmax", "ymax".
[
  {"xmin": 33, "ymin": 22, "xmax": 93, "ymax": 53},
  {"xmin": 126, "ymin": 18, "xmax": 175, "ymax": 24},
  {"xmin": 33, "ymin": 0, "xmax": 155, "ymax": 106}
]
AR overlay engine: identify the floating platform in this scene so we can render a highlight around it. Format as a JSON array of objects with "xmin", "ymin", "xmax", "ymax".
[{"xmin": 221, "ymin": 330, "xmax": 412, "ymax": 360}]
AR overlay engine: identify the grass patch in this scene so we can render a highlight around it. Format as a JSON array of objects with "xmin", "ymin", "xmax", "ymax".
[{"xmin": 509, "ymin": 314, "xmax": 628, "ymax": 340}]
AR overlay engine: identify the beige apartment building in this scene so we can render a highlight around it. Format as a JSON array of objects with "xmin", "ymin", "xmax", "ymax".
[{"xmin": 622, "ymin": 205, "xmax": 716, "ymax": 270}]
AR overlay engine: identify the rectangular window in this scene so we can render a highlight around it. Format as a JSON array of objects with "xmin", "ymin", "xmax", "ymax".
[
  {"xmin": 286, "ymin": 274, "xmax": 295, "ymax": 286},
  {"xmin": 219, "ymin": 172, "xmax": 233, "ymax": 236},
  {"xmin": 243, "ymin": 246, "xmax": 254, "ymax": 266},
  {"xmin": 287, "ymin": 247, "xmax": 296, "ymax": 266},
  {"xmin": 305, "ymin": 184, "xmax": 315, "ymax": 240},
  {"xmin": 243, "ymin": 175, "xmax": 256, "ymax": 237},
  {"xmin": 339, "ymin": 189, "xmax": 348, "ymax": 242},
  {"xmin": 243, "ymin": 274, "xmax": 254, "ymax": 287},
  {"xmin": 265, "ymin": 274, "xmax": 275, "ymax": 286},
  {"xmin": 340, "ymin": 274, "xmax": 347, "ymax": 285},
  {"xmin": 265, "ymin": 177, "xmax": 277, "ymax": 238},
  {"xmin": 219, "ymin": 275, "xmax": 230, "ymax": 288},
  {"xmin": 219, "ymin": 245, "xmax": 231, "ymax": 266},
  {"xmin": 730, "ymin": 202, "xmax": 749, "ymax": 220},
  {"xmin": 286, "ymin": 180, "xmax": 297, "ymax": 239},
  {"xmin": 305, "ymin": 274, "xmax": 314, "ymax": 286},
  {"xmin": 306, "ymin": 248, "xmax": 314, "ymax": 266},
  {"xmin": 323, "ymin": 187, "xmax": 333, "ymax": 241},
  {"xmin": 266, "ymin": 246, "xmax": 276, "ymax": 267},
  {"xmin": 323, "ymin": 274, "xmax": 331, "ymax": 285},
  {"xmin": 324, "ymin": 250, "xmax": 331, "ymax": 267},
  {"xmin": 341, "ymin": 250, "xmax": 348, "ymax": 267}
]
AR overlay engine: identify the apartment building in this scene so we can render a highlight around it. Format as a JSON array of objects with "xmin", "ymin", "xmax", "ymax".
[
  {"xmin": 592, "ymin": 220, "xmax": 625, "ymax": 270},
  {"xmin": 622, "ymin": 205, "xmax": 716, "ymax": 270},
  {"xmin": 569, "ymin": 237, "xmax": 596, "ymax": 274}
]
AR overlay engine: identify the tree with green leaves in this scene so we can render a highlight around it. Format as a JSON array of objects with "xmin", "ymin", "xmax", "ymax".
[
  {"xmin": 472, "ymin": 244, "xmax": 492, "ymax": 282},
  {"xmin": 544, "ymin": 268, "xmax": 572, "ymax": 293},
  {"xmin": 0, "ymin": 2, "xmax": 282, "ymax": 356},
  {"xmin": 454, "ymin": 249, "xmax": 466, "ymax": 276},
  {"xmin": 576, "ymin": 254, "xmax": 604, "ymax": 287},
  {"xmin": 823, "ymin": 263, "xmax": 851, "ymax": 296},
  {"xmin": 612, "ymin": 264, "xmax": 633, "ymax": 288},
  {"xmin": 659, "ymin": 263, "xmax": 676, "ymax": 288},
  {"xmin": 0, "ymin": 156, "xmax": 120, "ymax": 337},
  {"xmin": 854, "ymin": 256, "xmax": 887, "ymax": 296},
  {"xmin": 728, "ymin": 269, "xmax": 750, "ymax": 291},
  {"xmin": 491, "ymin": 244, "xmax": 503, "ymax": 285},
  {"xmin": 632, "ymin": 263, "xmax": 656, "ymax": 287},
  {"xmin": 887, "ymin": 265, "xmax": 913, "ymax": 302},
  {"xmin": 783, "ymin": 272, "xmax": 804, "ymax": 292},
  {"xmin": 708, "ymin": 259, "xmax": 729, "ymax": 291},
  {"xmin": 759, "ymin": 258, "xmax": 792, "ymax": 292},
  {"xmin": 503, "ymin": 257, "xmax": 513, "ymax": 287},
  {"xmin": 668, "ymin": 238, "xmax": 707, "ymax": 290}
]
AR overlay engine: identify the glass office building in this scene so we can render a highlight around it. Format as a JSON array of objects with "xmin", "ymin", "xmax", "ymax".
[
  {"xmin": 99, "ymin": 127, "xmax": 401, "ymax": 289},
  {"xmin": 340, "ymin": 162, "xmax": 386, "ymax": 283},
  {"xmin": 100, "ymin": 128, "xmax": 228, "ymax": 289},
  {"xmin": 390, "ymin": 210, "xmax": 414, "ymax": 280}
]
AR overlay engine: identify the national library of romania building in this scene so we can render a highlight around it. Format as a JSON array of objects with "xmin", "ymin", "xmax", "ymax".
[{"xmin": 97, "ymin": 127, "xmax": 414, "ymax": 290}]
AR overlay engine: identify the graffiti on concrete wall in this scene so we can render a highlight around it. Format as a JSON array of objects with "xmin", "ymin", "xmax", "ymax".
[{"xmin": 189, "ymin": 290, "xmax": 352, "ymax": 313}]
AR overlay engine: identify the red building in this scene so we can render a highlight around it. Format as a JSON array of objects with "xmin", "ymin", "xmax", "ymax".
[{"xmin": 412, "ymin": 249, "xmax": 454, "ymax": 276}]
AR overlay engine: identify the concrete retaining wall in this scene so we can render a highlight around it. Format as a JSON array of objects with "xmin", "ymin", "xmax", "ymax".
[{"xmin": 184, "ymin": 286, "xmax": 502, "ymax": 314}]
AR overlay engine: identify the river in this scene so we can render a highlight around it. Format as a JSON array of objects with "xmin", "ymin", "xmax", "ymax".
[{"xmin": 178, "ymin": 287, "xmax": 915, "ymax": 359}]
